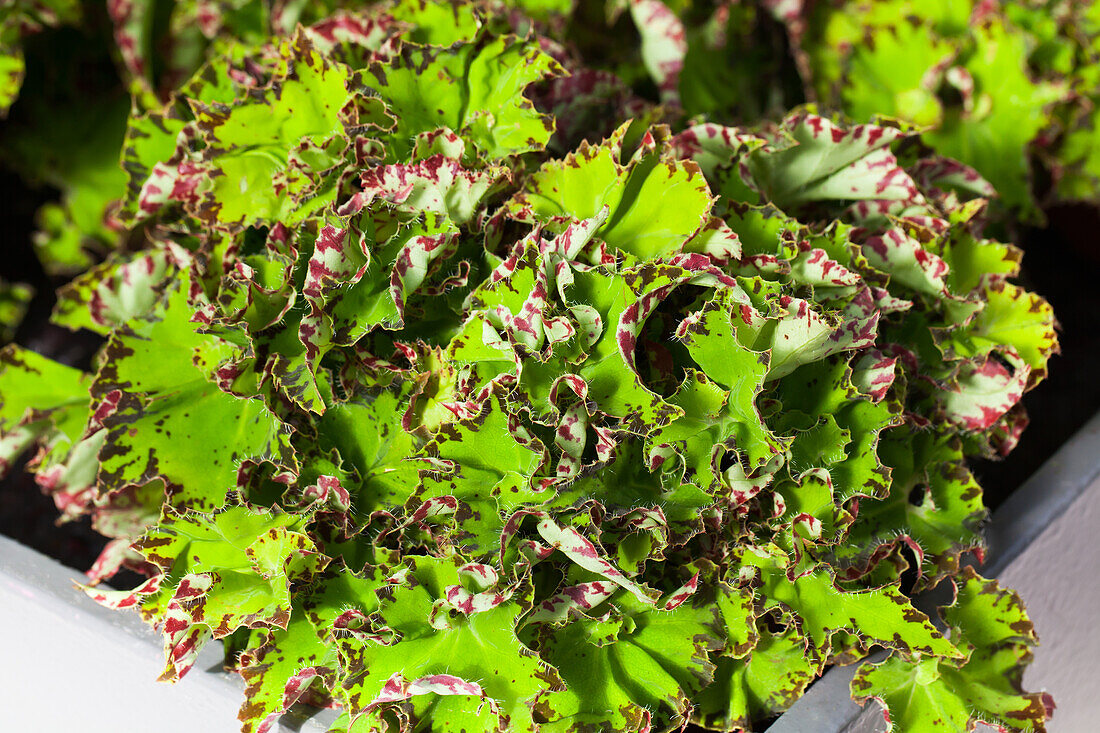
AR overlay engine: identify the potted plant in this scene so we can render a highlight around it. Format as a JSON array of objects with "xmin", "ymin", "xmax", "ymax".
[{"xmin": 0, "ymin": 2, "xmax": 1090, "ymax": 732}]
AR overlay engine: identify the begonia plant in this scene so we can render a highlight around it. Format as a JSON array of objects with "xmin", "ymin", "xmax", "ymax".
[{"xmin": 0, "ymin": 2, "xmax": 1062, "ymax": 732}]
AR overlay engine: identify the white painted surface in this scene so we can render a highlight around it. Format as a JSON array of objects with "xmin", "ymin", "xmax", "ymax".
[
  {"xmin": 0, "ymin": 534, "xmax": 332, "ymax": 732},
  {"xmin": 997, "ymin": 473, "xmax": 1100, "ymax": 732},
  {"xmin": 0, "ymin": 578, "xmax": 244, "ymax": 732}
]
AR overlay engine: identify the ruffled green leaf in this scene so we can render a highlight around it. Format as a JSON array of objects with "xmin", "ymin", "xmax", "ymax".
[
  {"xmin": 87, "ymin": 505, "xmax": 328, "ymax": 681},
  {"xmin": 94, "ymin": 275, "xmax": 295, "ymax": 511},
  {"xmin": 507, "ymin": 128, "xmax": 714, "ymax": 259},
  {"xmin": 938, "ymin": 282, "xmax": 1058, "ymax": 387},
  {"xmin": 695, "ymin": 626, "xmax": 817, "ymax": 730},
  {"xmin": 315, "ymin": 382, "xmax": 421, "ymax": 516},
  {"xmin": 368, "ymin": 35, "xmax": 562, "ymax": 162},
  {"xmin": 539, "ymin": 590, "xmax": 721, "ymax": 732},
  {"xmin": 745, "ymin": 113, "xmax": 919, "ymax": 211},
  {"xmin": 833, "ymin": 430, "xmax": 986, "ymax": 584},
  {"xmin": 742, "ymin": 547, "xmax": 960, "ymax": 662},
  {"xmin": 852, "ymin": 568, "xmax": 1052, "ymax": 732},
  {"xmin": 647, "ymin": 287, "xmax": 786, "ymax": 487},
  {"xmin": 52, "ymin": 251, "xmax": 170, "ymax": 335},
  {"xmin": 0, "ymin": 344, "xmax": 89, "ymax": 475},
  {"xmin": 338, "ymin": 555, "xmax": 556, "ymax": 732},
  {"xmin": 414, "ymin": 387, "xmax": 547, "ymax": 553},
  {"xmin": 190, "ymin": 36, "xmax": 353, "ymax": 229},
  {"xmin": 772, "ymin": 354, "xmax": 899, "ymax": 503},
  {"xmin": 237, "ymin": 600, "xmax": 339, "ymax": 733}
]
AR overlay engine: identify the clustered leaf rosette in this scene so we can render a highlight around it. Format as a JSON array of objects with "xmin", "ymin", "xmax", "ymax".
[
  {"xmin": 591, "ymin": 0, "xmax": 1100, "ymax": 219},
  {"xmin": 793, "ymin": 0, "xmax": 1096, "ymax": 220},
  {"xmin": 0, "ymin": 2, "xmax": 1060, "ymax": 733}
]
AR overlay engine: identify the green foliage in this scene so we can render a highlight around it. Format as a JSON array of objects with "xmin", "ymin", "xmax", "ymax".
[
  {"xmin": 0, "ymin": 11, "xmax": 129, "ymax": 275},
  {"xmin": 852, "ymin": 568, "xmax": 1052, "ymax": 732},
  {"xmin": 0, "ymin": 280, "xmax": 31, "ymax": 342},
  {"xmin": 803, "ymin": 0, "xmax": 1069, "ymax": 219},
  {"xmin": 579, "ymin": 0, "xmax": 1100, "ymax": 215},
  {"xmin": 0, "ymin": 2, "xmax": 1067, "ymax": 733}
]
